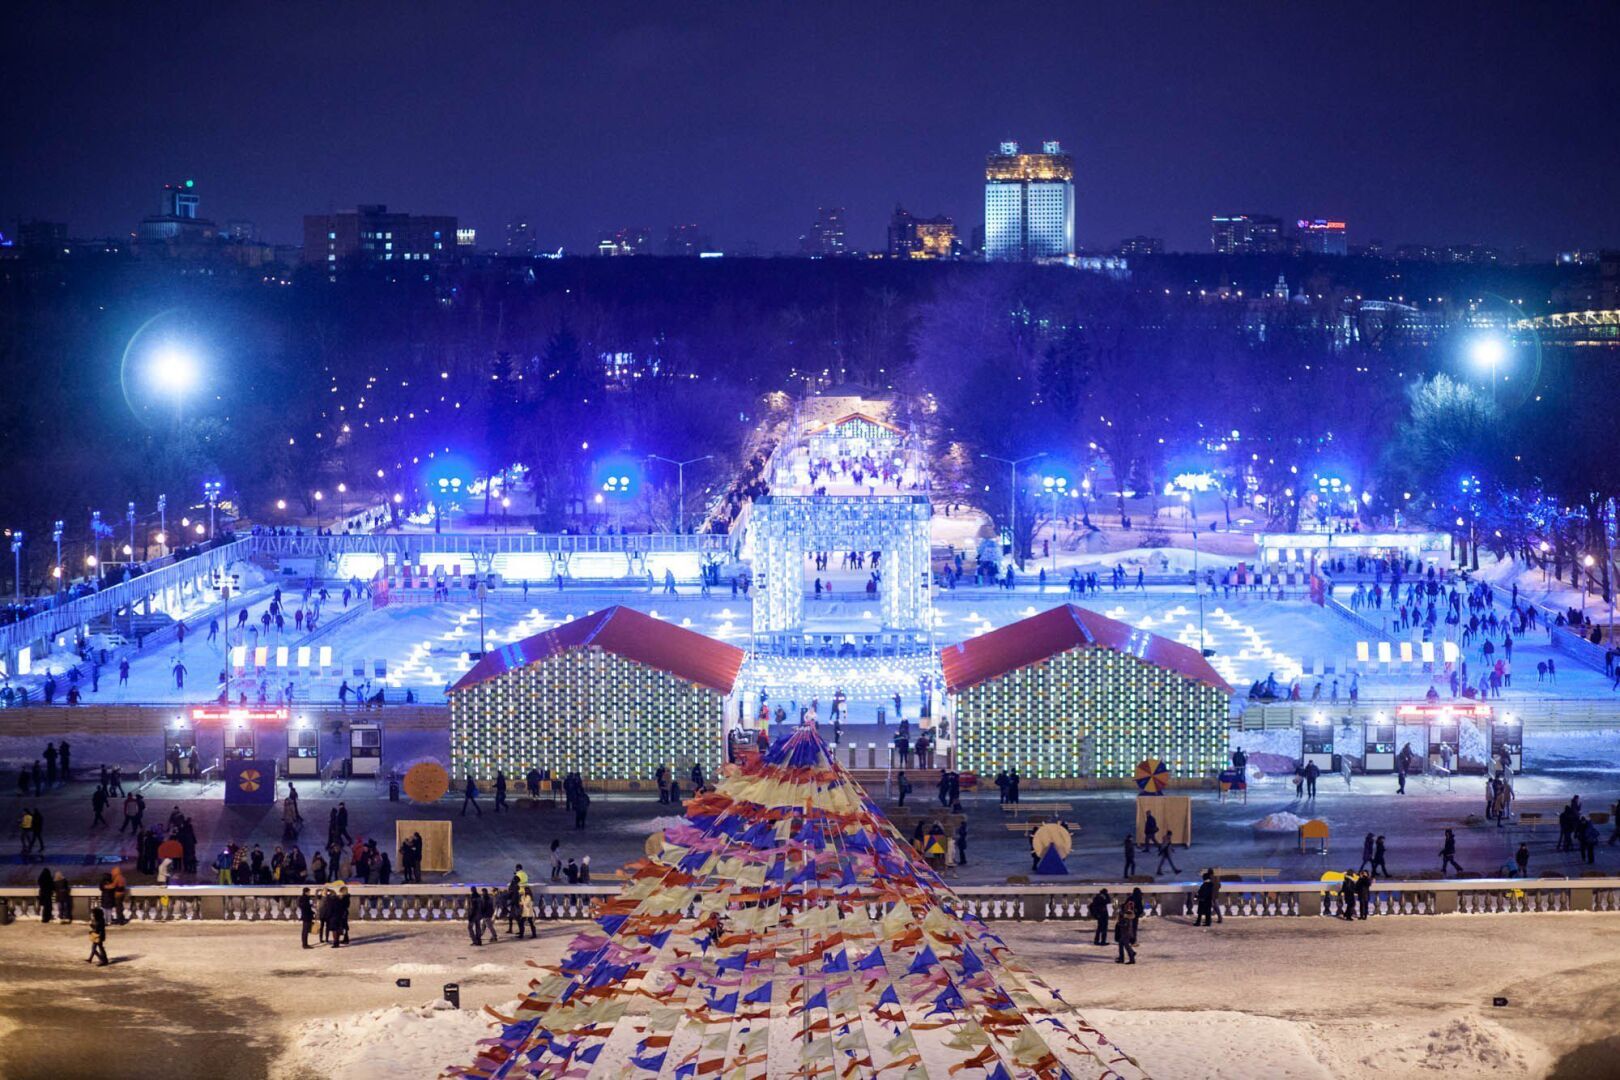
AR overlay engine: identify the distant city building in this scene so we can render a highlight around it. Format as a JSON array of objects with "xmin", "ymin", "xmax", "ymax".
[
  {"xmin": 1297, "ymin": 218, "xmax": 1348, "ymax": 256},
  {"xmin": 1118, "ymin": 235, "xmax": 1163, "ymax": 256},
  {"xmin": 984, "ymin": 140, "xmax": 1074, "ymax": 261},
  {"xmin": 1210, "ymin": 214, "xmax": 1283, "ymax": 254},
  {"xmin": 663, "ymin": 223, "xmax": 713, "ymax": 256},
  {"xmin": 800, "ymin": 206, "xmax": 847, "ymax": 257},
  {"xmin": 597, "ymin": 226, "xmax": 652, "ymax": 256},
  {"xmin": 887, "ymin": 206, "xmax": 957, "ymax": 259},
  {"xmin": 138, "ymin": 179, "xmax": 216, "ymax": 244},
  {"xmin": 1555, "ymin": 250, "xmax": 1599, "ymax": 266},
  {"xmin": 301, "ymin": 205, "xmax": 458, "ymax": 270},
  {"xmin": 455, "ymin": 227, "xmax": 477, "ymax": 247},
  {"xmin": 224, "ymin": 220, "xmax": 257, "ymax": 242},
  {"xmin": 16, "ymin": 220, "xmax": 68, "ymax": 255},
  {"xmin": 507, "ymin": 219, "xmax": 537, "ymax": 255}
]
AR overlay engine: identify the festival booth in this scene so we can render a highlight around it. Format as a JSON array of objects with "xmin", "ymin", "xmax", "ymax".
[
  {"xmin": 1363, "ymin": 716, "xmax": 1397, "ymax": 773},
  {"xmin": 164, "ymin": 714, "xmax": 198, "ymax": 781},
  {"xmin": 1299, "ymin": 718, "xmax": 1337, "ymax": 773},
  {"xmin": 286, "ymin": 716, "xmax": 320, "ymax": 779},
  {"xmin": 349, "ymin": 721, "xmax": 383, "ymax": 777},
  {"xmin": 1396, "ymin": 701, "xmax": 1491, "ymax": 774},
  {"xmin": 1490, "ymin": 713, "xmax": 1523, "ymax": 772},
  {"xmin": 1134, "ymin": 796, "xmax": 1193, "ymax": 846}
]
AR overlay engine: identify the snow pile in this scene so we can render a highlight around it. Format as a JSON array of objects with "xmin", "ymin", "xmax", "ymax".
[
  {"xmin": 1087, "ymin": 1009, "xmax": 1332, "ymax": 1079},
  {"xmin": 1254, "ymin": 812, "xmax": 1309, "ymax": 832},
  {"xmin": 1459, "ymin": 719, "xmax": 1488, "ymax": 764},
  {"xmin": 1345, "ymin": 1015, "xmax": 1546, "ymax": 1076},
  {"xmin": 384, "ymin": 962, "xmax": 447, "ymax": 976},
  {"xmin": 272, "ymin": 998, "xmax": 517, "ymax": 1080},
  {"xmin": 466, "ymin": 962, "xmax": 506, "ymax": 975},
  {"xmin": 605, "ymin": 813, "xmax": 687, "ymax": 836}
]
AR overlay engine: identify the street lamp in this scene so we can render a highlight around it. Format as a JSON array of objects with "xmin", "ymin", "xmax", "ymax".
[
  {"xmin": 126, "ymin": 502, "xmax": 136, "ymax": 565},
  {"xmin": 1470, "ymin": 337, "xmax": 1506, "ymax": 405},
  {"xmin": 9, "ymin": 529, "xmax": 21, "ymax": 604},
  {"xmin": 203, "ymin": 480, "xmax": 222, "ymax": 539},
  {"xmin": 1582, "ymin": 554, "xmax": 1596, "ymax": 618},
  {"xmin": 981, "ymin": 452, "xmax": 1046, "ymax": 569},
  {"xmin": 90, "ymin": 510, "xmax": 102, "ymax": 571},
  {"xmin": 313, "ymin": 490, "xmax": 325, "ymax": 532},
  {"xmin": 648, "ymin": 454, "xmax": 713, "ymax": 533},
  {"xmin": 52, "ymin": 520, "xmax": 63, "ymax": 596},
  {"xmin": 434, "ymin": 477, "xmax": 462, "ymax": 533},
  {"xmin": 157, "ymin": 494, "xmax": 167, "ymax": 553},
  {"xmin": 336, "ymin": 482, "xmax": 347, "ymax": 530},
  {"xmin": 1040, "ymin": 475, "xmax": 1069, "ymax": 569}
]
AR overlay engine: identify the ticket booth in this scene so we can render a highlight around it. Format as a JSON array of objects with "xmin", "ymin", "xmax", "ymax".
[
  {"xmin": 349, "ymin": 721, "xmax": 383, "ymax": 778},
  {"xmin": 1490, "ymin": 714, "xmax": 1523, "ymax": 773},
  {"xmin": 287, "ymin": 717, "xmax": 320, "ymax": 778},
  {"xmin": 223, "ymin": 719, "xmax": 257, "ymax": 762},
  {"xmin": 1363, "ymin": 716, "xmax": 1396, "ymax": 773},
  {"xmin": 1426, "ymin": 716, "xmax": 1459, "ymax": 772},
  {"xmin": 1300, "ymin": 718, "xmax": 1336, "ymax": 773},
  {"xmin": 165, "ymin": 716, "xmax": 197, "ymax": 781},
  {"xmin": 190, "ymin": 705, "xmax": 290, "ymax": 763}
]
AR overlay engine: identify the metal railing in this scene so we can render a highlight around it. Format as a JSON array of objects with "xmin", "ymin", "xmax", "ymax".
[
  {"xmin": 1235, "ymin": 696, "xmax": 1620, "ymax": 731},
  {"xmin": 254, "ymin": 531, "xmax": 730, "ymax": 560},
  {"xmin": 4, "ymin": 878, "xmax": 1618, "ymax": 926}
]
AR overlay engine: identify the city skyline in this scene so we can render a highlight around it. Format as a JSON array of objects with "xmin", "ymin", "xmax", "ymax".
[{"xmin": 5, "ymin": 4, "xmax": 1620, "ymax": 256}]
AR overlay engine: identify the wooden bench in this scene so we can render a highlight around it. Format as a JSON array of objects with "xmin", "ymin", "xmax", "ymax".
[{"xmin": 1213, "ymin": 866, "xmax": 1279, "ymax": 881}]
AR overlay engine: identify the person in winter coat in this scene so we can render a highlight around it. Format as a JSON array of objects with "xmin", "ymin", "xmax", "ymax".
[
  {"xmin": 87, "ymin": 905, "xmax": 109, "ymax": 966},
  {"xmin": 53, "ymin": 872, "xmax": 72, "ymax": 922},
  {"xmin": 1194, "ymin": 871, "xmax": 1216, "ymax": 927},
  {"xmin": 1088, "ymin": 889, "xmax": 1111, "ymax": 945},
  {"xmin": 516, "ymin": 888, "xmax": 538, "ymax": 939},
  {"xmin": 1339, "ymin": 871, "xmax": 1358, "ymax": 920},
  {"xmin": 1372, "ymin": 835, "xmax": 1390, "ymax": 876},
  {"xmin": 479, "ymin": 888, "xmax": 499, "ymax": 945},
  {"xmin": 37, "ymin": 867, "xmax": 54, "ymax": 922},
  {"xmin": 1122, "ymin": 833, "xmax": 1137, "ymax": 878},
  {"xmin": 1355, "ymin": 868, "xmax": 1373, "ymax": 920},
  {"xmin": 1359, "ymin": 833, "xmax": 1375, "ymax": 872},
  {"xmin": 467, "ymin": 887, "xmax": 485, "ymax": 945},
  {"xmin": 1141, "ymin": 811, "xmax": 1158, "ymax": 851},
  {"xmin": 298, "ymin": 887, "xmax": 315, "ymax": 948},
  {"xmin": 1114, "ymin": 899, "xmax": 1138, "ymax": 964},
  {"xmin": 1440, "ymin": 829, "xmax": 1463, "ymax": 875},
  {"xmin": 333, "ymin": 886, "xmax": 351, "ymax": 947}
]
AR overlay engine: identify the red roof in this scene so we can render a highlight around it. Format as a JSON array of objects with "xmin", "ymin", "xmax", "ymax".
[
  {"xmin": 450, "ymin": 606, "xmax": 744, "ymax": 694},
  {"xmin": 940, "ymin": 604, "xmax": 1233, "ymax": 695}
]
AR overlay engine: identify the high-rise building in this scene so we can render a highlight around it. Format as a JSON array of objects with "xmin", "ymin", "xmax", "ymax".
[
  {"xmin": 301, "ymin": 205, "xmax": 458, "ymax": 269},
  {"xmin": 1297, "ymin": 219, "xmax": 1348, "ymax": 256},
  {"xmin": 663, "ymin": 223, "xmax": 712, "ymax": 256},
  {"xmin": 800, "ymin": 206, "xmax": 847, "ymax": 257},
  {"xmin": 1210, "ymin": 214, "xmax": 1284, "ymax": 254},
  {"xmin": 983, "ymin": 141, "xmax": 1074, "ymax": 262},
  {"xmin": 1118, "ymin": 235, "xmax": 1163, "ymax": 256},
  {"xmin": 887, "ymin": 206, "xmax": 957, "ymax": 259},
  {"xmin": 597, "ymin": 226, "xmax": 652, "ymax": 256},
  {"xmin": 456, "ymin": 228, "xmax": 477, "ymax": 248},
  {"xmin": 507, "ymin": 219, "xmax": 537, "ymax": 255},
  {"xmin": 139, "ymin": 179, "xmax": 216, "ymax": 243}
]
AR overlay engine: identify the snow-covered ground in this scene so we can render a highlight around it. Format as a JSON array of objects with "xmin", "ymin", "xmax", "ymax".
[{"xmin": 0, "ymin": 916, "xmax": 1613, "ymax": 1079}]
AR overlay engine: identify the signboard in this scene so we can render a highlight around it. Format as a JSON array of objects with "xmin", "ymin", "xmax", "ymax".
[
  {"xmin": 191, "ymin": 706, "xmax": 291, "ymax": 725},
  {"xmin": 223, "ymin": 758, "xmax": 276, "ymax": 806}
]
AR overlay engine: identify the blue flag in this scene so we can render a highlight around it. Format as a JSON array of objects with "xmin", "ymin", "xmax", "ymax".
[{"xmin": 743, "ymin": 981, "xmax": 774, "ymax": 1004}]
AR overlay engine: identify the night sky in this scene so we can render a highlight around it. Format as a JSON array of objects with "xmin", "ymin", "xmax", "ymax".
[{"xmin": 7, "ymin": 3, "xmax": 1620, "ymax": 255}]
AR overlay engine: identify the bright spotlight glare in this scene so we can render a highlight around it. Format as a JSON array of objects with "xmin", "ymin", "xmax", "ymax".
[
  {"xmin": 150, "ymin": 347, "xmax": 199, "ymax": 393},
  {"xmin": 1470, "ymin": 337, "xmax": 1506, "ymax": 370}
]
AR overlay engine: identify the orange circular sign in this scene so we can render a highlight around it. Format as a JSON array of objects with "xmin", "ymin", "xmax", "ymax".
[{"xmin": 403, "ymin": 762, "xmax": 450, "ymax": 804}]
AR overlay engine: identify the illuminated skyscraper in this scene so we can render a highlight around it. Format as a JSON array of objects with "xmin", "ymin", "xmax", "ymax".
[
  {"xmin": 1297, "ymin": 218, "xmax": 1348, "ymax": 256},
  {"xmin": 1210, "ymin": 213, "xmax": 1284, "ymax": 254},
  {"xmin": 983, "ymin": 140, "xmax": 1074, "ymax": 262},
  {"xmin": 800, "ymin": 206, "xmax": 847, "ymax": 256}
]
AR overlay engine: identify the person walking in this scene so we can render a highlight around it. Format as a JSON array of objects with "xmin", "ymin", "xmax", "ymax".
[
  {"xmin": 37, "ymin": 867, "xmax": 55, "ymax": 923},
  {"xmin": 549, "ymin": 839, "xmax": 563, "ymax": 882},
  {"xmin": 1371, "ymin": 835, "xmax": 1389, "ymax": 877},
  {"xmin": 298, "ymin": 887, "xmax": 315, "ymax": 948},
  {"xmin": 1155, "ymin": 831, "xmax": 1180, "ymax": 876},
  {"xmin": 1122, "ymin": 833, "xmax": 1137, "ymax": 878},
  {"xmin": 1514, "ymin": 843, "xmax": 1530, "ymax": 878},
  {"xmin": 494, "ymin": 770, "xmax": 508, "ymax": 813},
  {"xmin": 479, "ymin": 887, "xmax": 499, "ymax": 945},
  {"xmin": 1358, "ymin": 832, "xmax": 1375, "ymax": 872},
  {"xmin": 1141, "ymin": 811, "xmax": 1158, "ymax": 851},
  {"xmin": 516, "ymin": 885, "xmax": 538, "ymax": 939},
  {"xmin": 90, "ymin": 785, "xmax": 109, "ymax": 828},
  {"xmin": 1304, "ymin": 760, "xmax": 1320, "ymax": 799},
  {"xmin": 1114, "ymin": 898, "xmax": 1138, "ymax": 964},
  {"xmin": 896, "ymin": 771, "xmax": 911, "ymax": 807},
  {"xmin": 574, "ymin": 789, "xmax": 590, "ymax": 830},
  {"xmin": 1439, "ymin": 829, "xmax": 1463, "ymax": 876},
  {"xmin": 461, "ymin": 775, "xmax": 482, "ymax": 816},
  {"xmin": 334, "ymin": 886, "xmax": 351, "ymax": 946},
  {"xmin": 467, "ymin": 887, "xmax": 484, "ymax": 945},
  {"xmin": 87, "ymin": 905, "xmax": 109, "ymax": 966}
]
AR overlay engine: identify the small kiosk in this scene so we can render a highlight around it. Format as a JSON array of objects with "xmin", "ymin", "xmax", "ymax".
[
  {"xmin": 1397, "ymin": 701, "xmax": 1490, "ymax": 774},
  {"xmin": 190, "ymin": 705, "xmax": 290, "ymax": 764},
  {"xmin": 1300, "ymin": 718, "xmax": 1336, "ymax": 773},
  {"xmin": 349, "ymin": 721, "xmax": 383, "ymax": 778},
  {"xmin": 287, "ymin": 717, "xmax": 320, "ymax": 778},
  {"xmin": 1490, "ymin": 713, "xmax": 1523, "ymax": 773},
  {"xmin": 165, "ymin": 715, "xmax": 198, "ymax": 781},
  {"xmin": 1363, "ymin": 716, "xmax": 1397, "ymax": 773}
]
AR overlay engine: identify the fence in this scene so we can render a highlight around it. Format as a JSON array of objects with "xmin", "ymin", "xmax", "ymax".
[
  {"xmin": 1234, "ymin": 696, "xmax": 1620, "ymax": 732},
  {"xmin": 4, "ymin": 878, "xmax": 1618, "ymax": 926}
]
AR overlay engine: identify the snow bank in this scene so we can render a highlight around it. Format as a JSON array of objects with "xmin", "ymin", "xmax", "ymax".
[
  {"xmin": 272, "ymin": 998, "xmax": 517, "ymax": 1080},
  {"xmin": 1254, "ymin": 812, "xmax": 1310, "ymax": 832},
  {"xmin": 384, "ymin": 962, "xmax": 448, "ymax": 976},
  {"xmin": 605, "ymin": 813, "xmax": 687, "ymax": 836},
  {"xmin": 1087, "ymin": 1009, "xmax": 1333, "ymax": 1080}
]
